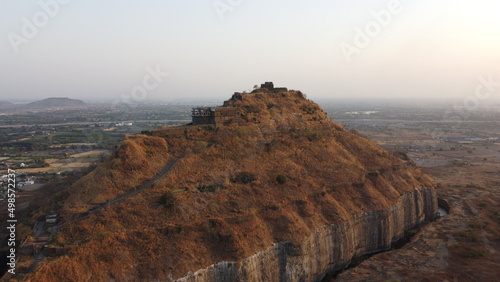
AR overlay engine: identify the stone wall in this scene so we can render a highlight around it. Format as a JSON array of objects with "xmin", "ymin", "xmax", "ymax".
[
  {"xmin": 214, "ymin": 107, "xmax": 238, "ymax": 125},
  {"xmin": 191, "ymin": 107, "xmax": 238, "ymax": 126},
  {"xmin": 192, "ymin": 107, "xmax": 213, "ymax": 125},
  {"xmin": 192, "ymin": 116, "xmax": 212, "ymax": 125},
  {"xmin": 273, "ymin": 87, "xmax": 288, "ymax": 92}
]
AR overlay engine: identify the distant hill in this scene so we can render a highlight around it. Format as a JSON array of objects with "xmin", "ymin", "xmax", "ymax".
[
  {"xmin": 0, "ymin": 101, "xmax": 14, "ymax": 108},
  {"xmin": 26, "ymin": 97, "xmax": 87, "ymax": 109}
]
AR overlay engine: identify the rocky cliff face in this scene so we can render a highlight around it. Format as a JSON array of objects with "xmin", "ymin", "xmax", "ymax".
[{"xmin": 177, "ymin": 187, "xmax": 437, "ymax": 282}]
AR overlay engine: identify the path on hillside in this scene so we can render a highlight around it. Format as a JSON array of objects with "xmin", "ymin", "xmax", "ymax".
[
  {"xmin": 25, "ymin": 138, "xmax": 216, "ymax": 276},
  {"xmin": 25, "ymin": 154, "xmax": 186, "ymax": 274},
  {"xmin": 74, "ymin": 154, "xmax": 185, "ymax": 223},
  {"xmin": 77, "ymin": 137, "xmax": 216, "ymax": 222}
]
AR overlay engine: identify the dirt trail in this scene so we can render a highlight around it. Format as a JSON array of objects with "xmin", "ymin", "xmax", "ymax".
[{"xmin": 25, "ymin": 154, "xmax": 186, "ymax": 274}]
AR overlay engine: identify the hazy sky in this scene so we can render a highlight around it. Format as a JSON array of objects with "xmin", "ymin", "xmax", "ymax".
[{"xmin": 1, "ymin": 0, "xmax": 499, "ymax": 102}]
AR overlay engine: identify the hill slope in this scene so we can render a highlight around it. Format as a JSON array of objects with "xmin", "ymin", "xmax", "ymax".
[
  {"xmin": 27, "ymin": 90, "xmax": 437, "ymax": 281},
  {"xmin": 0, "ymin": 101, "xmax": 14, "ymax": 108},
  {"xmin": 26, "ymin": 97, "xmax": 86, "ymax": 109}
]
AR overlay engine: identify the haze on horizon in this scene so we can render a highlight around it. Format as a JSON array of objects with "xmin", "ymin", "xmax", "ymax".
[{"xmin": 1, "ymin": 0, "xmax": 499, "ymax": 103}]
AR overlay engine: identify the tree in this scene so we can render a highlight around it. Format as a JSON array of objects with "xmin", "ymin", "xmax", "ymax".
[
  {"xmin": 160, "ymin": 191, "xmax": 176, "ymax": 208},
  {"xmin": 276, "ymin": 174, "xmax": 287, "ymax": 185}
]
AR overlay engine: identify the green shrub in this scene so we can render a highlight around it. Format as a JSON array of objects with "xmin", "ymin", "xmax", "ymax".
[
  {"xmin": 99, "ymin": 231, "xmax": 113, "ymax": 240},
  {"xmin": 198, "ymin": 184, "xmax": 223, "ymax": 193},
  {"xmin": 456, "ymin": 229, "xmax": 480, "ymax": 242},
  {"xmin": 468, "ymin": 221, "xmax": 487, "ymax": 229},
  {"xmin": 193, "ymin": 142, "xmax": 208, "ymax": 152},
  {"xmin": 395, "ymin": 151, "xmax": 409, "ymax": 161},
  {"xmin": 463, "ymin": 248, "xmax": 484, "ymax": 258},
  {"xmin": 276, "ymin": 174, "xmax": 287, "ymax": 184},
  {"xmin": 231, "ymin": 172, "xmax": 256, "ymax": 184},
  {"xmin": 236, "ymin": 127, "xmax": 247, "ymax": 137},
  {"xmin": 405, "ymin": 227, "xmax": 420, "ymax": 236},
  {"xmin": 160, "ymin": 191, "xmax": 176, "ymax": 208}
]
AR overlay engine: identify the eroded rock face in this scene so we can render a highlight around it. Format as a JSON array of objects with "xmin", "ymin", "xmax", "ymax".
[{"xmin": 177, "ymin": 186, "xmax": 438, "ymax": 282}]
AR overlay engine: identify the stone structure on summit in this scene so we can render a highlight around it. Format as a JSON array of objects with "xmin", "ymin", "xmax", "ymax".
[
  {"xmin": 253, "ymin": 82, "xmax": 288, "ymax": 93},
  {"xmin": 191, "ymin": 82, "xmax": 288, "ymax": 126},
  {"xmin": 191, "ymin": 106, "xmax": 238, "ymax": 126}
]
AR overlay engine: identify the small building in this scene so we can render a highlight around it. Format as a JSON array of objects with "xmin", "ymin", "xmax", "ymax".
[
  {"xmin": 191, "ymin": 107, "xmax": 213, "ymax": 125},
  {"xmin": 45, "ymin": 211, "xmax": 58, "ymax": 224},
  {"xmin": 213, "ymin": 107, "xmax": 238, "ymax": 125},
  {"xmin": 261, "ymin": 82, "xmax": 275, "ymax": 90},
  {"xmin": 191, "ymin": 82, "xmax": 287, "ymax": 126},
  {"xmin": 253, "ymin": 82, "xmax": 288, "ymax": 93},
  {"xmin": 191, "ymin": 107, "xmax": 238, "ymax": 126}
]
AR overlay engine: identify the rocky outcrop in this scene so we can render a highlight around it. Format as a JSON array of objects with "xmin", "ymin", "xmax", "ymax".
[{"xmin": 177, "ymin": 186, "xmax": 437, "ymax": 282}]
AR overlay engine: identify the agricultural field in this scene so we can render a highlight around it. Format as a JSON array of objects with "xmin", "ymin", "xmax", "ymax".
[
  {"xmin": 324, "ymin": 102, "xmax": 500, "ymax": 281},
  {"xmin": 0, "ymin": 103, "xmax": 192, "ymax": 173}
]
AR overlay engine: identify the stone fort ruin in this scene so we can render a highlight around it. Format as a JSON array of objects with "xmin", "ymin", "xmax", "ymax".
[
  {"xmin": 191, "ymin": 106, "xmax": 238, "ymax": 126},
  {"xmin": 191, "ymin": 82, "xmax": 287, "ymax": 126},
  {"xmin": 253, "ymin": 82, "xmax": 288, "ymax": 93}
]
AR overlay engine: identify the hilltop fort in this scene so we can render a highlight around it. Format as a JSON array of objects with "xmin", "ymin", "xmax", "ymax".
[
  {"xmin": 252, "ymin": 81, "xmax": 288, "ymax": 93},
  {"xmin": 191, "ymin": 82, "xmax": 288, "ymax": 126},
  {"xmin": 191, "ymin": 107, "xmax": 238, "ymax": 126}
]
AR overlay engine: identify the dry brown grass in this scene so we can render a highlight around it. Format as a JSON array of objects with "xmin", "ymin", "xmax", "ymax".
[
  {"xmin": 61, "ymin": 135, "xmax": 170, "ymax": 215},
  {"xmin": 26, "ymin": 91, "xmax": 436, "ymax": 281}
]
